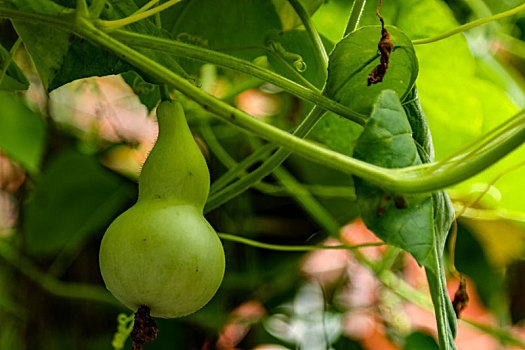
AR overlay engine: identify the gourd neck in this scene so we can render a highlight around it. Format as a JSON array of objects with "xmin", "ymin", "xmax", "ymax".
[{"xmin": 138, "ymin": 101, "xmax": 210, "ymax": 211}]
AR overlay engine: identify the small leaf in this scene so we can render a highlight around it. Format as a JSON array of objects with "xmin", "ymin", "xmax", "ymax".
[
  {"xmin": 0, "ymin": 43, "xmax": 29, "ymax": 91},
  {"xmin": 325, "ymin": 25, "xmax": 418, "ymax": 115},
  {"xmin": 23, "ymin": 151, "xmax": 136, "ymax": 255},
  {"xmin": 0, "ymin": 91, "xmax": 45, "ymax": 173}
]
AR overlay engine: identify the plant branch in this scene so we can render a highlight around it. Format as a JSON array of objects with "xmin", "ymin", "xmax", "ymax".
[
  {"xmin": 98, "ymin": 0, "xmax": 182, "ymax": 29},
  {"xmin": 209, "ymin": 143, "xmax": 277, "ymax": 195},
  {"xmin": 273, "ymin": 166, "xmax": 342, "ymax": 234},
  {"xmin": 205, "ymin": 105, "xmax": 327, "ymax": 212},
  {"xmin": 135, "ymin": 0, "xmax": 160, "ymax": 15},
  {"xmin": 412, "ymin": 2, "xmax": 525, "ymax": 45},
  {"xmin": 76, "ymin": 0, "xmax": 89, "ymax": 17},
  {"xmin": 108, "ymin": 29, "xmax": 365, "ymax": 123},
  {"xmin": 287, "ymin": 0, "xmax": 328, "ymax": 72},
  {"xmin": 218, "ymin": 233, "xmax": 383, "ymax": 251},
  {"xmin": 0, "ymin": 6, "xmax": 76, "ymax": 29},
  {"xmin": 88, "ymin": 0, "xmax": 106, "ymax": 19},
  {"xmin": 344, "ymin": 0, "xmax": 367, "ymax": 36}
]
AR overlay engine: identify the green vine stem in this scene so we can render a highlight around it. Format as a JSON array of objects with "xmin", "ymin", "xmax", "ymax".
[
  {"xmin": 205, "ymin": 105, "xmax": 327, "ymax": 212},
  {"xmin": 199, "ymin": 121, "xmax": 287, "ymax": 196},
  {"xmin": 422, "ymin": 108, "xmax": 525, "ymax": 176},
  {"xmin": 88, "ymin": 0, "xmax": 106, "ymax": 19},
  {"xmin": 76, "ymin": 0, "xmax": 89, "ymax": 17},
  {"xmin": 98, "ymin": 0, "xmax": 181, "ymax": 29},
  {"xmin": 134, "ymin": 0, "xmax": 161, "ymax": 15},
  {"xmin": 203, "ymin": 124, "xmax": 357, "ymax": 199},
  {"xmin": 412, "ymin": 2, "xmax": 525, "ymax": 45},
  {"xmin": 273, "ymin": 166, "xmax": 342, "ymax": 234},
  {"xmin": 209, "ymin": 143, "xmax": 277, "ymax": 195},
  {"xmin": 0, "ymin": 238, "xmax": 120, "ymax": 307},
  {"xmin": 286, "ymin": 0, "xmax": 328, "ymax": 73},
  {"xmin": 344, "ymin": 0, "xmax": 367, "ymax": 36},
  {"xmin": 218, "ymin": 233, "xmax": 383, "ymax": 251},
  {"xmin": 107, "ymin": 29, "xmax": 364, "ymax": 123}
]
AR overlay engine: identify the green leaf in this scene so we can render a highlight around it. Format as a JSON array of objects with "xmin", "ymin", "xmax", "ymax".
[
  {"xmin": 354, "ymin": 90, "xmax": 457, "ymax": 350},
  {"xmin": 404, "ymin": 331, "xmax": 439, "ymax": 350},
  {"xmin": 0, "ymin": 91, "xmax": 45, "ymax": 173},
  {"xmin": 0, "ymin": 43, "xmax": 29, "ymax": 91},
  {"xmin": 161, "ymin": 0, "xmax": 282, "ymax": 63},
  {"xmin": 23, "ymin": 150, "xmax": 135, "ymax": 255},
  {"xmin": 325, "ymin": 25, "xmax": 418, "ymax": 115}
]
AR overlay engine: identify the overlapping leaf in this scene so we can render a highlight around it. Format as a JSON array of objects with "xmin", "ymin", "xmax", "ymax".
[{"xmin": 354, "ymin": 90, "xmax": 457, "ymax": 350}]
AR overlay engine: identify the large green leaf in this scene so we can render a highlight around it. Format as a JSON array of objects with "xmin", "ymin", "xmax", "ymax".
[
  {"xmin": 0, "ymin": 43, "xmax": 29, "ymax": 91},
  {"xmin": 23, "ymin": 151, "xmax": 136, "ymax": 255},
  {"xmin": 354, "ymin": 90, "xmax": 457, "ymax": 350},
  {"xmin": 162, "ymin": 0, "xmax": 281, "ymax": 63},
  {"xmin": 325, "ymin": 25, "xmax": 418, "ymax": 115},
  {"xmin": 0, "ymin": 91, "xmax": 45, "ymax": 173}
]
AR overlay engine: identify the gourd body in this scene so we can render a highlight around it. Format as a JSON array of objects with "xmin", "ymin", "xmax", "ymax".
[{"xmin": 99, "ymin": 101, "xmax": 225, "ymax": 318}]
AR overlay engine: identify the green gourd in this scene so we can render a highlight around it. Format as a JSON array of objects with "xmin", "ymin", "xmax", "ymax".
[{"xmin": 99, "ymin": 100, "xmax": 225, "ymax": 318}]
